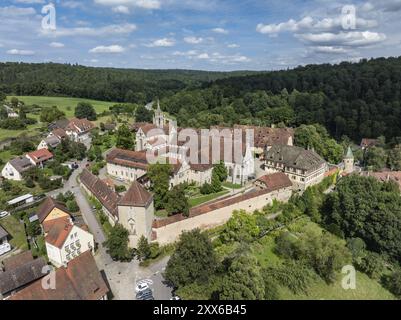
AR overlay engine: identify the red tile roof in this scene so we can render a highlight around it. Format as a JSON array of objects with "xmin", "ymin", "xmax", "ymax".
[
  {"xmin": 106, "ymin": 148, "xmax": 149, "ymax": 170},
  {"xmin": 52, "ymin": 128, "xmax": 68, "ymax": 140},
  {"xmin": 37, "ymin": 197, "xmax": 71, "ymax": 223},
  {"xmin": 256, "ymin": 172, "xmax": 292, "ymax": 190},
  {"xmin": 360, "ymin": 138, "xmax": 379, "ymax": 148},
  {"xmin": 119, "ymin": 181, "xmax": 153, "ymax": 207},
  {"xmin": 45, "ymin": 218, "xmax": 74, "ymax": 249},
  {"xmin": 2, "ymin": 251, "xmax": 34, "ymax": 271},
  {"xmin": 10, "ymin": 251, "xmax": 109, "ymax": 300},
  {"xmin": 26, "ymin": 148, "xmax": 53, "ymax": 164},
  {"xmin": 80, "ymin": 169, "xmax": 120, "ymax": 217},
  {"xmin": 66, "ymin": 118, "xmax": 95, "ymax": 133}
]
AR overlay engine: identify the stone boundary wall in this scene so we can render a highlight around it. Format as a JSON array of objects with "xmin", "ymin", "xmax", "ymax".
[{"xmin": 152, "ymin": 186, "xmax": 292, "ymax": 245}]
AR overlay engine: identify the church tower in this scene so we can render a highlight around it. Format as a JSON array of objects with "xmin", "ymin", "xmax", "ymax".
[
  {"xmin": 118, "ymin": 182, "xmax": 155, "ymax": 248},
  {"xmin": 344, "ymin": 146, "xmax": 354, "ymax": 174},
  {"xmin": 153, "ymin": 100, "xmax": 166, "ymax": 128}
]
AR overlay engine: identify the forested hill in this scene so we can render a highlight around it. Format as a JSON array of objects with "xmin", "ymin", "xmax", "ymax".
[
  {"xmin": 207, "ymin": 56, "xmax": 401, "ymax": 141},
  {"xmin": 0, "ymin": 62, "xmax": 261, "ymax": 103}
]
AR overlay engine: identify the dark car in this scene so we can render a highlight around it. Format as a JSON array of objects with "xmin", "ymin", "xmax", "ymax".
[{"xmin": 136, "ymin": 288, "xmax": 153, "ymax": 300}]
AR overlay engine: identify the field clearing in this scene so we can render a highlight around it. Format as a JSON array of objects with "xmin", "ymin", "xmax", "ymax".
[{"xmin": 7, "ymin": 96, "xmax": 116, "ymax": 117}]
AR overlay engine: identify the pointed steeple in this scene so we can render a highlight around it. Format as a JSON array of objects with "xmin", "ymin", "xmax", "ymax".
[{"xmin": 345, "ymin": 146, "xmax": 354, "ymax": 159}]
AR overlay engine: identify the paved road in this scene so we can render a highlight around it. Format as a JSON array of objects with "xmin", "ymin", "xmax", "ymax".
[{"xmin": 45, "ymin": 138, "xmax": 173, "ymax": 300}]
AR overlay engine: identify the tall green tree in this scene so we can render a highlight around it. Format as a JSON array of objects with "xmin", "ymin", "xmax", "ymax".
[
  {"xmin": 135, "ymin": 105, "xmax": 153, "ymax": 123},
  {"xmin": 40, "ymin": 106, "xmax": 65, "ymax": 123},
  {"xmin": 136, "ymin": 235, "xmax": 151, "ymax": 261},
  {"xmin": 166, "ymin": 184, "xmax": 189, "ymax": 217},
  {"xmin": 104, "ymin": 223, "xmax": 132, "ymax": 261},
  {"xmin": 323, "ymin": 175, "xmax": 401, "ymax": 262},
  {"xmin": 116, "ymin": 124, "xmax": 135, "ymax": 150},
  {"xmin": 165, "ymin": 229, "xmax": 218, "ymax": 288},
  {"xmin": 220, "ymin": 254, "xmax": 265, "ymax": 300},
  {"xmin": 148, "ymin": 162, "xmax": 172, "ymax": 210},
  {"xmin": 75, "ymin": 102, "xmax": 97, "ymax": 121}
]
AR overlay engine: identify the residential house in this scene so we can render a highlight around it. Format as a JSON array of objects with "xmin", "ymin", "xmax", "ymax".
[
  {"xmin": 26, "ymin": 149, "xmax": 54, "ymax": 168},
  {"xmin": 0, "ymin": 251, "xmax": 48, "ymax": 299},
  {"xmin": 37, "ymin": 136, "xmax": 61, "ymax": 150},
  {"xmin": 48, "ymin": 118, "xmax": 70, "ymax": 131},
  {"xmin": 50, "ymin": 128, "xmax": 68, "ymax": 140},
  {"xmin": 36, "ymin": 197, "xmax": 73, "ymax": 231},
  {"xmin": 264, "ymin": 145, "xmax": 327, "ymax": 191},
  {"xmin": 9, "ymin": 251, "xmax": 109, "ymax": 300},
  {"xmin": 45, "ymin": 218, "xmax": 94, "ymax": 267},
  {"xmin": 360, "ymin": 138, "xmax": 379, "ymax": 150},
  {"xmin": 1, "ymin": 156, "xmax": 34, "ymax": 181},
  {"xmin": 65, "ymin": 118, "xmax": 95, "ymax": 142}
]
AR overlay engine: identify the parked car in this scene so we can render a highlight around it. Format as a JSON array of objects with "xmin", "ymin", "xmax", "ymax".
[
  {"xmin": 135, "ymin": 282, "xmax": 150, "ymax": 293},
  {"xmin": 170, "ymin": 296, "xmax": 181, "ymax": 300},
  {"xmin": 136, "ymin": 288, "xmax": 152, "ymax": 299},
  {"xmin": 0, "ymin": 211, "xmax": 10, "ymax": 219}
]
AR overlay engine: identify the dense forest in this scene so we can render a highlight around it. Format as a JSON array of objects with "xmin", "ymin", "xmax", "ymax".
[
  {"xmin": 205, "ymin": 56, "xmax": 401, "ymax": 141},
  {"xmin": 2, "ymin": 57, "xmax": 401, "ymax": 142},
  {"xmin": 0, "ymin": 62, "xmax": 260, "ymax": 104}
]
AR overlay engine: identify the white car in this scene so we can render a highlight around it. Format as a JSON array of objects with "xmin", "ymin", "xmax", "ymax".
[
  {"xmin": 135, "ymin": 283, "xmax": 150, "ymax": 293},
  {"xmin": 0, "ymin": 211, "xmax": 10, "ymax": 219},
  {"xmin": 170, "ymin": 296, "xmax": 181, "ymax": 301}
]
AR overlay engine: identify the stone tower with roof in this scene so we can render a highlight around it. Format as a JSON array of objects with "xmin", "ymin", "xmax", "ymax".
[
  {"xmin": 344, "ymin": 146, "xmax": 354, "ymax": 174},
  {"xmin": 153, "ymin": 100, "xmax": 166, "ymax": 128},
  {"xmin": 117, "ymin": 182, "xmax": 155, "ymax": 248}
]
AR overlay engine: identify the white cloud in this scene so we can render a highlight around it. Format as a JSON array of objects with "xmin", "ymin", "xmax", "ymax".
[
  {"xmin": 40, "ymin": 23, "xmax": 137, "ymax": 37},
  {"xmin": 174, "ymin": 50, "xmax": 250, "ymax": 64},
  {"xmin": 0, "ymin": 6, "xmax": 36, "ymax": 17},
  {"xmin": 197, "ymin": 53, "xmax": 209, "ymax": 59},
  {"xmin": 94, "ymin": 0, "xmax": 161, "ymax": 10},
  {"xmin": 145, "ymin": 38, "xmax": 175, "ymax": 47},
  {"xmin": 112, "ymin": 5, "xmax": 130, "ymax": 14},
  {"xmin": 256, "ymin": 16, "xmax": 377, "ymax": 35},
  {"xmin": 297, "ymin": 31, "xmax": 386, "ymax": 47},
  {"xmin": 61, "ymin": 1, "xmax": 85, "ymax": 9},
  {"xmin": 184, "ymin": 36, "xmax": 203, "ymax": 44},
  {"xmin": 172, "ymin": 50, "xmax": 198, "ymax": 56},
  {"xmin": 50, "ymin": 42, "xmax": 65, "ymax": 48},
  {"xmin": 7, "ymin": 49, "xmax": 35, "ymax": 56},
  {"xmin": 312, "ymin": 46, "xmax": 349, "ymax": 54},
  {"xmin": 212, "ymin": 28, "xmax": 229, "ymax": 34},
  {"xmin": 227, "ymin": 43, "xmax": 239, "ymax": 48},
  {"xmin": 89, "ymin": 45, "xmax": 125, "ymax": 53},
  {"xmin": 14, "ymin": 0, "xmax": 44, "ymax": 3}
]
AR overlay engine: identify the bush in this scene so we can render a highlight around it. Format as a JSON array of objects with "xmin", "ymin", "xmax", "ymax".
[
  {"xmin": 115, "ymin": 185, "xmax": 126, "ymax": 193},
  {"xmin": 355, "ymin": 252, "xmax": 385, "ymax": 280},
  {"xmin": 382, "ymin": 270, "xmax": 401, "ymax": 297},
  {"xmin": 200, "ymin": 183, "xmax": 213, "ymax": 195},
  {"xmin": 66, "ymin": 200, "xmax": 80, "ymax": 213}
]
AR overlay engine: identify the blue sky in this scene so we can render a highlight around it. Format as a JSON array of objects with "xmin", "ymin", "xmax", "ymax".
[{"xmin": 0, "ymin": 0, "xmax": 400, "ymax": 71}]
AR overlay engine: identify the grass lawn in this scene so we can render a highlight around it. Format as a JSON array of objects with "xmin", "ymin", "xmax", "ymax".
[
  {"xmin": 0, "ymin": 121, "xmax": 42, "ymax": 142},
  {"xmin": 0, "ymin": 215, "xmax": 29, "ymax": 251},
  {"xmin": 188, "ymin": 190, "xmax": 230, "ymax": 208},
  {"xmin": 8, "ymin": 96, "xmax": 116, "ymax": 118},
  {"xmin": 222, "ymin": 182, "xmax": 242, "ymax": 189}
]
